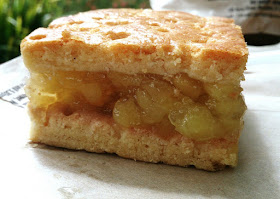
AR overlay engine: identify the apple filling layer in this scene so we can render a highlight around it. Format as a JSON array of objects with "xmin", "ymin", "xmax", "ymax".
[{"xmin": 25, "ymin": 70, "xmax": 246, "ymax": 141}]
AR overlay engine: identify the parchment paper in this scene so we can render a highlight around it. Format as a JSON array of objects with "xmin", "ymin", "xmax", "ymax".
[{"xmin": 0, "ymin": 44, "xmax": 280, "ymax": 198}]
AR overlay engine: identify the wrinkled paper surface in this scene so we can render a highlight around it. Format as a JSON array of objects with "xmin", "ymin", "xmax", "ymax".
[
  {"xmin": 1, "ymin": 44, "xmax": 280, "ymax": 198},
  {"xmin": 150, "ymin": 0, "xmax": 280, "ymax": 35}
]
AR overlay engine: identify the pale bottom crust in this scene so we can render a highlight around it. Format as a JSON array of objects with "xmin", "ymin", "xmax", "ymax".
[{"xmin": 28, "ymin": 104, "xmax": 240, "ymax": 171}]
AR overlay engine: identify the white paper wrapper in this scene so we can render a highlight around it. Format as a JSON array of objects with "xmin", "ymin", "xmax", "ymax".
[
  {"xmin": 150, "ymin": 0, "xmax": 280, "ymax": 35},
  {"xmin": 1, "ymin": 44, "xmax": 280, "ymax": 198}
]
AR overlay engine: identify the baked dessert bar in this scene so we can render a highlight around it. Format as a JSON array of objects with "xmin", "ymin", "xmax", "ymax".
[{"xmin": 21, "ymin": 9, "xmax": 248, "ymax": 171}]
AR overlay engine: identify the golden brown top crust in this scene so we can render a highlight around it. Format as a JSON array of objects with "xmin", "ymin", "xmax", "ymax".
[{"xmin": 21, "ymin": 9, "xmax": 248, "ymax": 82}]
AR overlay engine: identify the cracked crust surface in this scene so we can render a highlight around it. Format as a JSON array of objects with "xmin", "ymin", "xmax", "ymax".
[
  {"xmin": 28, "ymin": 104, "xmax": 239, "ymax": 171},
  {"xmin": 21, "ymin": 9, "xmax": 248, "ymax": 83}
]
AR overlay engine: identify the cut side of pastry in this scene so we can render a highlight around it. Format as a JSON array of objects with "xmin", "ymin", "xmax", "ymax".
[{"xmin": 21, "ymin": 9, "xmax": 248, "ymax": 171}]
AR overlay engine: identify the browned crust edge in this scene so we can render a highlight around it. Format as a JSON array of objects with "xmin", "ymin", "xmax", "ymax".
[{"xmin": 20, "ymin": 9, "xmax": 248, "ymax": 83}]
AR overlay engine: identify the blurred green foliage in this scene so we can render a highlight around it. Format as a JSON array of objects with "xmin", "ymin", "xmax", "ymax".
[{"xmin": 0, "ymin": 0, "xmax": 150, "ymax": 63}]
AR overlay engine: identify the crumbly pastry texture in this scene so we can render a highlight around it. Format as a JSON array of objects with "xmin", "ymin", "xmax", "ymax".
[
  {"xmin": 21, "ymin": 9, "xmax": 248, "ymax": 83},
  {"xmin": 21, "ymin": 9, "xmax": 248, "ymax": 171},
  {"xmin": 28, "ymin": 104, "xmax": 239, "ymax": 171}
]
